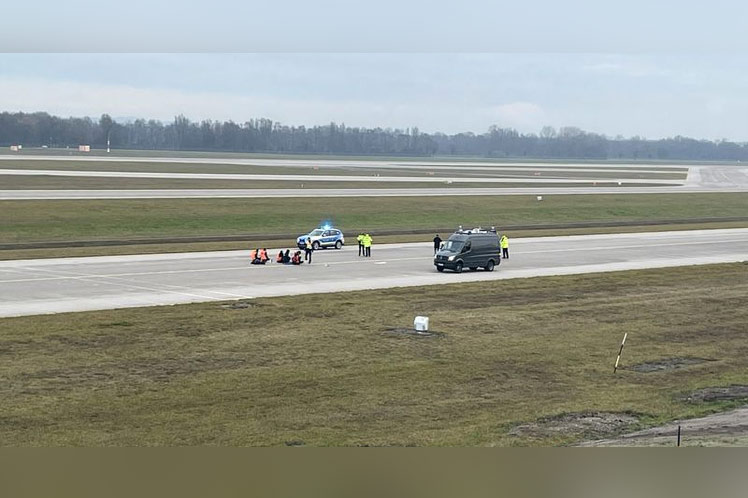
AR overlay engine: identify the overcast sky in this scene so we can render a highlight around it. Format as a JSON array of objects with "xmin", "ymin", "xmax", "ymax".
[{"xmin": 1, "ymin": 53, "xmax": 747, "ymax": 141}]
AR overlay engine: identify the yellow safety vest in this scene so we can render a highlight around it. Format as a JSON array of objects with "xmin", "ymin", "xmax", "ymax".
[
  {"xmin": 500, "ymin": 236, "xmax": 509, "ymax": 249},
  {"xmin": 363, "ymin": 235, "xmax": 372, "ymax": 247}
]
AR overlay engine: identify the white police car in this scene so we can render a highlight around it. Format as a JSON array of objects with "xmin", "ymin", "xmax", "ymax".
[{"xmin": 296, "ymin": 226, "xmax": 345, "ymax": 250}]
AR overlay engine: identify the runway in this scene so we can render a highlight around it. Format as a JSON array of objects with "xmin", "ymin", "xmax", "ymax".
[
  {"xmin": 1, "ymin": 228, "xmax": 746, "ymax": 317},
  {"xmin": 3, "ymin": 185, "xmax": 748, "ymax": 200},
  {"xmin": 0, "ymin": 168, "xmax": 682, "ymax": 184},
  {"xmin": 1, "ymin": 157, "xmax": 746, "ymax": 198}
]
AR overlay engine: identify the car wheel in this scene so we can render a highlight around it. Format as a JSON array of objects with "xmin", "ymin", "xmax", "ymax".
[
  {"xmin": 312, "ymin": 241, "xmax": 320, "ymax": 250},
  {"xmin": 454, "ymin": 262, "xmax": 463, "ymax": 273},
  {"xmin": 335, "ymin": 240, "xmax": 342, "ymax": 249},
  {"xmin": 485, "ymin": 260, "xmax": 495, "ymax": 272},
  {"xmin": 436, "ymin": 266, "xmax": 444, "ymax": 272}
]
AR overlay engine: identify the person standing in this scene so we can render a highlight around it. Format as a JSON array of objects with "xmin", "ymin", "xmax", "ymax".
[
  {"xmin": 304, "ymin": 237, "xmax": 313, "ymax": 264},
  {"xmin": 357, "ymin": 233, "xmax": 364, "ymax": 257},
  {"xmin": 500, "ymin": 234, "xmax": 509, "ymax": 259},
  {"xmin": 433, "ymin": 234, "xmax": 442, "ymax": 254},
  {"xmin": 363, "ymin": 233, "xmax": 372, "ymax": 257}
]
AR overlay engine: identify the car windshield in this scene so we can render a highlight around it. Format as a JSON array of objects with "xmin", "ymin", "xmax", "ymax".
[
  {"xmin": 443, "ymin": 240, "xmax": 464, "ymax": 252},
  {"xmin": 309, "ymin": 229, "xmax": 324, "ymax": 236}
]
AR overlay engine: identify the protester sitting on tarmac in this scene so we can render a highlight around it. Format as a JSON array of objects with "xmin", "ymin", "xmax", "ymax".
[
  {"xmin": 291, "ymin": 251, "xmax": 303, "ymax": 265},
  {"xmin": 283, "ymin": 249, "xmax": 291, "ymax": 264},
  {"xmin": 276, "ymin": 250, "xmax": 284, "ymax": 263},
  {"xmin": 259, "ymin": 248, "xmax": 269, "ymax": 264},
  {"xmin": 249, "ymin": 247, "xmax": 264, "ymax": 265}
]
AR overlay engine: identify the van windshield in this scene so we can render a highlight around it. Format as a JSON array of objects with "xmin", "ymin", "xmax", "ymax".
[{"xmin": 443, "ymin": 240, "xmax": 464, "ymax": 252}]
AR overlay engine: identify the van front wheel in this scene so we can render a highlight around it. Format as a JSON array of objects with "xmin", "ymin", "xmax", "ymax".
[
  {"xmin": 454, "ymin": 262, "xmax": 463, "ymax": 273},
  {"xmin": 485, "ymin": 260, "xmax": 495, "ymax": 272}
]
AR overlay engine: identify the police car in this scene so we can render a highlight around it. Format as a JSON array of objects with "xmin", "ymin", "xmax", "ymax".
[{"xmin": 296, "ymin": 226, "xmax": 345, "ymax": 250}]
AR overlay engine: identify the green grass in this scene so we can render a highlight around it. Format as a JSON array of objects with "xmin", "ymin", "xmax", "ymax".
[
  {"xmin": 1, "ymin": 263, "xmax": 747, "ymax": 446},
  {"xmin": 0, "ymin": 147, "xmax": 733, "ymax": 166},
  {"xmin": 1, "ymin": 193, "xmax": 746, "ymax": 245}
]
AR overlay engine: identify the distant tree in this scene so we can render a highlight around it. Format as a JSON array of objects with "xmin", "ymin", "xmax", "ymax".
[
  {"xmin": 540, "ymin": 126, "xmax": 557, "ymax": 139},
  {"xmin": 99, "ymin": 114, "xmax": 114, "ymax": 151}
]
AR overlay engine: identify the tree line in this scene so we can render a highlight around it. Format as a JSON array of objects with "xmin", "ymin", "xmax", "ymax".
[{"xmin": 1, "ymin": 111, "xmax": 747, "ymax": 161}]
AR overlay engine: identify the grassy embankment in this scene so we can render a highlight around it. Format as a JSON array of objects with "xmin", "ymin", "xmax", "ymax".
[
  {"xmin": 0, "ymin": 147, "xmax": 719, "ymax": 165},
  {"xmin": 0, "ymin": 193, "xmax": 746, "ymax": 259},
  {"xmin": 1, "ymin": 263, "xmax": 747, "ymax": 446}
]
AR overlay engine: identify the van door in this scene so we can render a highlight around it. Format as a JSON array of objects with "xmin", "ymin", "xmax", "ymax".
[{"xmin": 461, "ymin": 240, "xmax": 473, "ymax": 266}]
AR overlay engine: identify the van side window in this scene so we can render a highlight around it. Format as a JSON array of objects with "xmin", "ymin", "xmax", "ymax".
[{"xmin": 464, "ymin": 242, "xmax": 471, "ymax": 251}]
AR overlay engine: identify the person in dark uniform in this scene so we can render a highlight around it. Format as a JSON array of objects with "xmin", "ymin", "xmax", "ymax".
[
  {"xmin": 433, "ymin": 234, "xmax": 442, "ymax": 254},
  {"xmin": 304, "ymin": 237, "xmax": 313, "ymax": 264}
]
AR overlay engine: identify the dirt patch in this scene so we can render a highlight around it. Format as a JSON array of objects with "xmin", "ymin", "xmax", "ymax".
[
  {"xmin": 221, "ymin": 301, "xmax": 255, "ymax": 310},
  {"xmin": 628, "ymin": 357, "xmax": 713, "ymax": 373},
  {"xmin": 682, "ymin": 385, "xmax": 748, "ymax": 403},
  {"xmin": 384, "ymin": 328, "xmax": 444, "ymax": 338},
  {"xmin": 509, "ymin": 412, "xmax": 639, "ymax": 439}
]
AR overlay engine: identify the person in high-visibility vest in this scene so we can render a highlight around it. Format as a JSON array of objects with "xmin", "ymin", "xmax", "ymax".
[
  {"xmin": 363, "ymin": 233, "xmax": 372, "ymax": 257},
  {"xmin": 500, "ymin": 234, "xmax": 509, "ymax": 259},
  {"xmin": 357, "ymin": 233, "xmax": 364, "ymax": 257}
]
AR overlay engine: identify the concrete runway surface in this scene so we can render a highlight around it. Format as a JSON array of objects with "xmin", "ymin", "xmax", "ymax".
[
  {"xmin": 0, "ymin": 168, "xmax": 682, "ymax": 185},
  {"xmin": 1, "ymin": 228, "xmax": 746, "ymax": 317},
  {"xmin": 1, "ymin": 155, "xmax": 747, "ymax": 198}
]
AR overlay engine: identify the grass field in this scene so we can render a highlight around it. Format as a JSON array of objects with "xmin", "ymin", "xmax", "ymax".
[
  {"xmin": 0, "ymin": 147, "xmax": 716, "ymax": 165},
  {"xmin": 1, "ymin": 263, "xmax": 747, "ymax": 446},
  {"xmin": 1, "ymin": 193, "xmax": 746, "ymax": 245}
]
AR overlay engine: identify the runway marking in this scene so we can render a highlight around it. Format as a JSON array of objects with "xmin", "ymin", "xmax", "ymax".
[{"xmin": 19, "ymin": 266, "xmax": 254, "ymax": 301}]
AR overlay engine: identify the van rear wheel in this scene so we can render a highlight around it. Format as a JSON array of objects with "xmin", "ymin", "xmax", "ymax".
[
  {"xmin": 485, "ymin": 260, "xmax": 495, "ymax": 272},
  {"xmin": 454, "ymin": 262, "xmax": 463, "ymax": 273}
]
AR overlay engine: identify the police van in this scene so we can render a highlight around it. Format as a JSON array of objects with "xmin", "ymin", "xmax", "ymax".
[{"xmin": 434, "ymin": 226, "xmax": 501, "ymax": 273}]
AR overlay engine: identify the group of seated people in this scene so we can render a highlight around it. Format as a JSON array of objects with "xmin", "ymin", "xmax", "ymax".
[
  {"xmin": 250, "ymin": 248, "xmax": 304, "ymax": 265},
  {"xmin": 249, "ymin": 248, "xmax": 270, "ymax": 265}
]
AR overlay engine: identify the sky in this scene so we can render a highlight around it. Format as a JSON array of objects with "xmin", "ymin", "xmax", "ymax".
[{"xmin": 1, "ymin": 53, "xmax": 747, "ymax": 141}]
